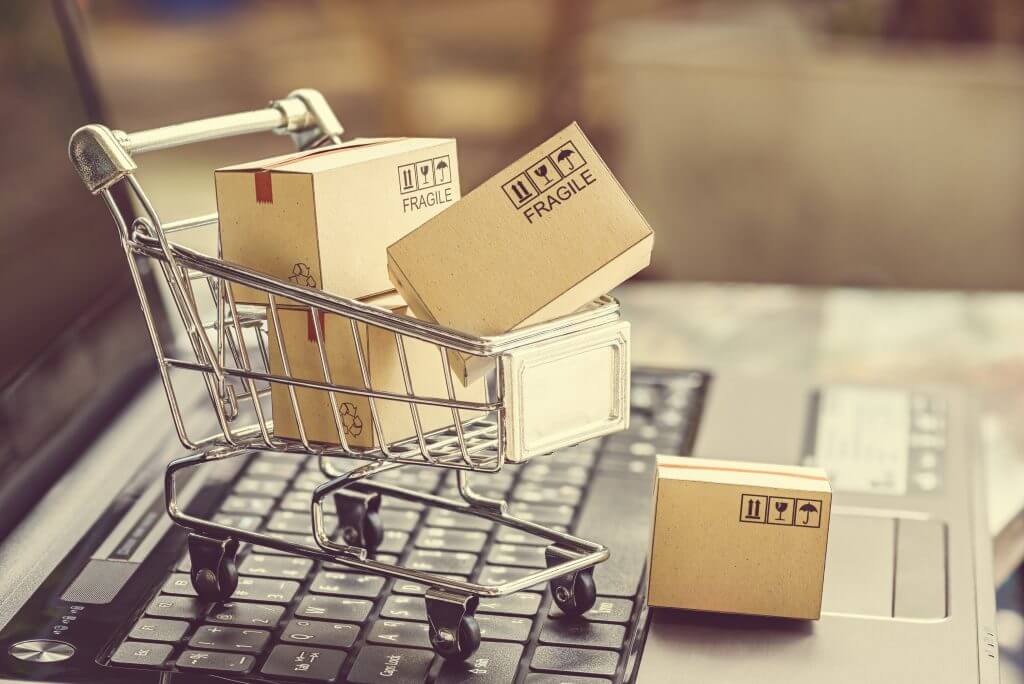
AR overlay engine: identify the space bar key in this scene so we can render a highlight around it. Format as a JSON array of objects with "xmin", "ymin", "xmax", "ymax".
[{"xmin": 573, "ymin": 472, "xmax": 652, "ymax": 598}]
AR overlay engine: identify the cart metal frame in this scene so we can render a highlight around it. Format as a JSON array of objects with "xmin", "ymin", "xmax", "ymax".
[{"xmin": 69, "ymin": 89, "xmax": 629, "ymax": 660}]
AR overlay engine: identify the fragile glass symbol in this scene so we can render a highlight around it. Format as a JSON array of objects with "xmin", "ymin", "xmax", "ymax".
[
  {"xmin": 774, "ymin": 500, "xmax": 789, "ymax": 521},
  {"xmin": 534, "ymin": 163, "xmax": 551, "ymax": 184}
]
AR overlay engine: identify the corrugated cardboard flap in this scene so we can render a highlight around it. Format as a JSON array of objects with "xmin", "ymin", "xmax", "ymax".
[{"xmin": 656, "ymin": 455, "xmax": 831, "ymax": 493}]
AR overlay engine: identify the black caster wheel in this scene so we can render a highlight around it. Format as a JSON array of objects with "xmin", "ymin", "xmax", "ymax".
[
  {"xmin": 188, "ymin": 534, "xmax": 239, "ymax": 602},
  {"xmin": 335, "ymin": 489, "xmax": 383, "ymax": 552},
  {"xmin": 430, "ymin": 614, "xmax": 481, "ymax": 661},
  {"xmin": 360, "ymin": 510, "xmax": 384, "ymax": 551},
  {"xmin": 551, "ymin": 568, "xmax": 597, "ymax": 616}
]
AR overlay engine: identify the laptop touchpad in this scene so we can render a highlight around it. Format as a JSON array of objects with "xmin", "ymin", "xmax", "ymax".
[{"xmin": 821, "ymin": 514, "xmax": 946, "ymax": 619}]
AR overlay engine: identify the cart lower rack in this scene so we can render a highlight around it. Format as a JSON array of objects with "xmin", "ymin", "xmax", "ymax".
[{"xmin": 69, "ymin": 89, "xmax": 631, "ymax": 660}]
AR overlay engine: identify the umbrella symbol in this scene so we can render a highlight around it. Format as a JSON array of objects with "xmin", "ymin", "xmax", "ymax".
[
  {"xmin": 435, "ymin": 159, "xmax": 448, "ymax": 181},
  {"xmin": 557, "ymin": 148, "xmax": 577, "ymax": 170},
  {"xmin": 799, "ymin": 502, "xmax": 818, "ymax": 524}
]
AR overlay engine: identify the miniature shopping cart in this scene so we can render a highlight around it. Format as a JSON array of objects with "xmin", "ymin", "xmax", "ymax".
[{"xmin": 69, "ymin": 89, "xmax": 630, "ymax": 661}]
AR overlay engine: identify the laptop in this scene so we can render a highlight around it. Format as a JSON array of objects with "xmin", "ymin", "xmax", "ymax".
[{"xmin": 0, "ymin": 3, "xmax": 999, "ymax": 683}]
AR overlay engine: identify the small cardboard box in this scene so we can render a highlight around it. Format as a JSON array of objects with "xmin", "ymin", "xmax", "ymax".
[
  {"xmin": 217, "ymin": 137, "xmax": 460, "ymax": 305},
  {"xmin": 267, "ymin": 292, "xmax": 487, "ymax": 448},
  {"xmin": 649, "ymin": 455, "xmax": 832, "ymax": 620},
  {"xmin": 387, "ymin": 122, "xmax": 653, "ymax": 385}
]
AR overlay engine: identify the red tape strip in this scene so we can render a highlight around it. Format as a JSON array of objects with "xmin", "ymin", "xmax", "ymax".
[
  {"xmin": 306, "ymin": 309, "xmax": 327, "ymax": 343},
  {"xmin": 254, "ymin": 170, "xmax": 273, "ymax": 204}
]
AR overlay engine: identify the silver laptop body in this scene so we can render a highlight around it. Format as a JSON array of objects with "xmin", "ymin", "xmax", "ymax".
[{"xmin": 637, "ymin": 373, "xmax": 999, "ymax": 683}]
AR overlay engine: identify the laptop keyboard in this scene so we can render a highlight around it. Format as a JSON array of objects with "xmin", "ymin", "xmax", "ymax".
[{"xmin": 107, "ymin": 368, "xmax": 708, "ymax": 683}]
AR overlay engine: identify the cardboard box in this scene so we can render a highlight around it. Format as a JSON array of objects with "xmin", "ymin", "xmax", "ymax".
[
  {"xmin": 217, "ymin": 137, "xmax": 460, "ymax": 305},
  {"xmin": 387, "ymin": 122, "xmax": 653, "ymax": 385},
  {"xmin": 267, "ymin": 292, "xmax": 486, "ymax": 448},
  {"xmin": 648, "ymin": 455, "xmax": 832, "ymax": 620}
]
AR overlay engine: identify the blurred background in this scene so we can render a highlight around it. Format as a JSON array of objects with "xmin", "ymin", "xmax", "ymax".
[
  {"xmin": 15, "ymin": 0, "xmax": 1024, "ymax": 285},
  {"xmin": 3, "ymin": 0, "xmax": 1024, "ymax": 675}
]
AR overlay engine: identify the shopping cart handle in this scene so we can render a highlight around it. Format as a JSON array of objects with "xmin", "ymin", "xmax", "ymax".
[{"xmin": 69, "ymin": 89, "xmax": 343, "ymax": 193}]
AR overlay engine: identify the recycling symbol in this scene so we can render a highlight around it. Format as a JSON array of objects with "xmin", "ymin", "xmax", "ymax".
[
  {"xmin": 288, "ymin": 262, "xmax": 316, "ymax": 288},
  {"xmin": 339, "ymin": 402, "xmax": 363, "ymax": 437}
]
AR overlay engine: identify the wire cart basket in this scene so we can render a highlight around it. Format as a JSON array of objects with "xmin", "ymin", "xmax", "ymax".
[{"xmin": 69, "ymin": 89, "xmax": 631, "ymax": 661}]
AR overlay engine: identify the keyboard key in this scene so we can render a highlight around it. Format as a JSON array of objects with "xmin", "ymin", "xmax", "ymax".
[
  {"xmin": 531, "ymin": 647, "xmax": 619, "ymax": 677},
  {"xmin": 232, "ymin": 576, "xmax": 300, "ymax": 603},
  {"xmin": 176, "ymin": 649, "xmax": 255, "ymax": 674},
  {"xmin": 293, "ymin": 471, "xmax": 325, "ymax": 491},
  {"xmin": 295, "ymin": 595, "xmax": 373, "ymax": 622},
  {"xmin": 261, "ymin": 644, "xmax": 347, "ymax": 682},
  {"xmin": 521, "ymin": 464, "xmax": 588, "ymax": 487},
  {"xmin": 513, "ymin": 483, "xmax": 583, "ymax": 506},
  {"xmin": 380, "ymin": 509, "xmax": 422, "ymax": 532},
  {"xmin": 477, "ymin": 565, "xmax": 539, "ymax": 588},
  {"xmin": 547, "ymin": 449, "xmax": 597, "ymax": 468},
  {"xmin": 176, "ymin": 552, "xmax": 191, "ymax": 572},
  {"xmin": 367, "ymin": 619, "xmax": 431, "ymax": 648},
  {"xmin": 510, "ymin": 503, "xmax": 575, "ymax": 527},
  {"xmin": 549, "ymin": 597, "xmax": 633, "ymax": 624},
  {"xmin": 281, "ymin": 619, "xmax": 360, "ymax": 649},
  {"xmin": 377, "ymin": 530, "xmax": 411, "ymax": 555},
  {"xmin": 486, "ymin": 544, "xmax": 546, "ymax": 569},
  {"xmin": 476, "ymin": 614, "xmax": 533, "ymax": 642},
  {"xmin": 379, "ymin": 595, "xmax": 426, "ymax": 621},
  {"xmin": 347, "ymin": 645, "xmax": 434, "ymax": 684},
  {"xmin": 574, "ymin": 472, "xmax": 651, "ymax": 597},
  {"xmin": 267, "ymin": 510, "xmax": 318, "ymax": 535},
  {"xmin": 188, "ymin": 624, "xmax": 270, "ymax": 652},
  {"xmin": 426, "ymin": 509, "xmax": 493, "ymax": 531},
  {"xmin": 415, "ymin": 527, "xmax": 487, "ymax": 553},
  {"xmin": 322, "ymin": 552, "xmax": 400, "ymax": 574},
  {"xmin": 129, "ymin": 617, "xmax": 189, "ymax": 643},
  {"xmin": 281, "ymin": 490, "xmax": 322, "ymax": 512},
  {"xmin": 239, "ymin": 553, "xmax": 313, "ymax": 579},
  {"xmin": 477, "ymin": 592, "xmax": 542, "ymax": 617},
  {"xmin": 254, "ymin": 531, "xmax": 317, "ymax": 555},
  {"xmin": 212, "ymin": 513, "xmax": 262, "ymax": 531},
  {"xmin": 373, "ymin": 467, "xmax": 443, "ymax": 489},
  {"xmin": 162, "ymin": 573, "xmax": 198, "ymax": 596},
  {"xmin": 310, "ymin": 571, "xmax": 386, "ymax": 598},
  {"xmin": 234, "ymin": 477, "xmax": 287, "ymax": 497},
  {"xmin": 246, "ymin": 459, "xmax": 300, "ymax": 480},
  {"xmin": 391, "ymin": 575, "xmax": 469, "ymax": 596},
  {"xmin": 207, "ymin": 602, "xmax": 285, "ymax": 628},
  {"xmin": 495, "ymin": 527, "xmax": 553, "ymax": 547},
  {"xmin": 145, "ymin": 594, "xmax": 202, "ymax": 620},
  {"xmin": 436, "ymin": 642, "xmax": 523, "ymax": 683},
  {"xmin": 407, "ymin": 549, "xmax": 478, "ymax": 575},
  {"xmin": 220, "ymin": 495, "xmax": 274, "ymax": 516},
  {"xmin": 524, "ymin": 674, "xmax": 611, "ymax": 683},
  {"xmin": 539, "ymin": 620, "xmax": 626, "ymax": 649},
  {"xmin": 111, "ymin": 641, "xmax": 172, "ymax": 667}
]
